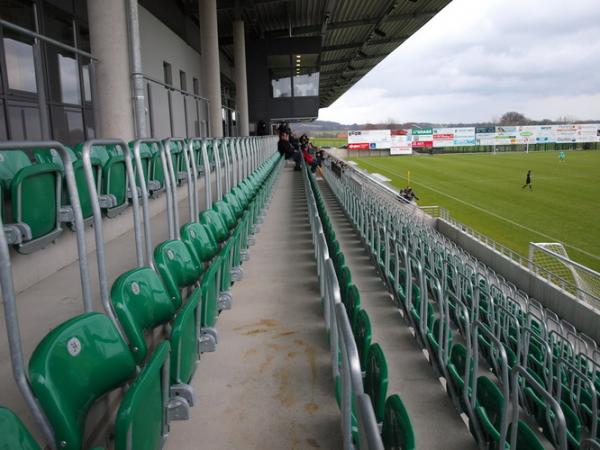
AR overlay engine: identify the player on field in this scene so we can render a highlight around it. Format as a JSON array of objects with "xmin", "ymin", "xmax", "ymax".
[
  {"xmin": 522, "ymin": 170, "xmax": 532, "ymax": 190},
  {"xmin": 559, "ymin": 151, "xmax": 566, "ymax": 162}
]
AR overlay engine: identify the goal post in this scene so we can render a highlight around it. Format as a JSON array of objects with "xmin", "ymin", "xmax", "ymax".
[{"xmin": 528, "ymin": 242, "xmax": 600, "ymax": 306}]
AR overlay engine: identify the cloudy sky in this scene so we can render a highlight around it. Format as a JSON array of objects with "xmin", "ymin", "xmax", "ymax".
[{"xmin": 318, "ymin": 0, "xmax": 600, "ymax": 124}]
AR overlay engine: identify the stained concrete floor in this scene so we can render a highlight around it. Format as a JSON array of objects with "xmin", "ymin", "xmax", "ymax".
[{"xmin": 165, "ymin": 168, "xmax": 342, "ymax": 450}]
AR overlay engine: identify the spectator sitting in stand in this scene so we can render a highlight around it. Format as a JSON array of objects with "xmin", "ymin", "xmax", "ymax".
[{"xmin": 278, "ymin": 130, "xmax": 302, "ymax": 171}]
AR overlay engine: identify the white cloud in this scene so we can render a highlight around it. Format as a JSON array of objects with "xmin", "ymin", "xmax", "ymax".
[{"xmin": 319, "ymin": 0, "xmax": 600, "ymax": 124}]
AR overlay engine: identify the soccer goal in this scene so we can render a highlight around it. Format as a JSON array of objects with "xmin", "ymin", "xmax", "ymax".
[{"xmin": 528, "ymin": 242, "xmax": 600, "ymax": 306}]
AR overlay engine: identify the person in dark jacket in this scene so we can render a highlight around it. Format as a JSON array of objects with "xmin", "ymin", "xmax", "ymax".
[{"xmin": 278, "ymin": 131, "xmax": 301, "ymax": 170}]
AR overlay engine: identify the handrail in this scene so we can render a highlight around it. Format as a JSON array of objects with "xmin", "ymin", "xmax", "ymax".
[
  {"xmin": 81, "ymin": 138, "xmax": 142, "ymax": 335},
  {"xmin": 302, "ymin": 164, "xmax": 383, "ymax": 449},
  {"xmin": 0, "ymin": 141, "xmax": 93, "ymax": 450},
  {"xmin": 0, "ymin": 18, "xmax": 96, "ymax": 59}
]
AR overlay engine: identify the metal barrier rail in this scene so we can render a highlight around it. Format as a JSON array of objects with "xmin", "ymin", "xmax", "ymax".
[
  {"xmin": 303, "ymin": 164, "xmax": 383, "ymax": 450},
  {"xmin": 324, "ymin": 152, "xmax": 600, "ymax": 308},
  {"xmin": 321, "ymin": 150, "xmax": 597, "ymax": 449}
]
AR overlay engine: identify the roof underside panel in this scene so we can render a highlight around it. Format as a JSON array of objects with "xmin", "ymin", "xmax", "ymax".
[{"xmin": 216, "ymin": 0, "xmax": 452, "ymax": 108}]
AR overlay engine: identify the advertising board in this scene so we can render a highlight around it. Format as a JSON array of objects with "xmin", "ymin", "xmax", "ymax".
[{"xmin": 347, "ymin": 129, "xmax": 392, "ymax": 150}]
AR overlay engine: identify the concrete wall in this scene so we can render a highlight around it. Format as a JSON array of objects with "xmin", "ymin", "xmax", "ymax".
[
  {"xmin": 139, "ymin": 6, "xmax": 203, "ymax": 91},
  {"xmin": 436, "ymin": 219, "xmax": 600, "ymax": 342}
]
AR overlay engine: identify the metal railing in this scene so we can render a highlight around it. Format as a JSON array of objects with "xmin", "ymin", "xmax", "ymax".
[
  {"xmin": 303, "ymin": 164, "xmax": 383, "ymax": 450},
  {"xmin": 326, "ymin": 152, "xmax": 600, "ymax": 308}
]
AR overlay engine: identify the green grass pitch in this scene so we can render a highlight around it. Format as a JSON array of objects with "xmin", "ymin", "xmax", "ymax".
[{"xmin": 350, "ymin": 150, "xmax": 600, "ymax": 272}]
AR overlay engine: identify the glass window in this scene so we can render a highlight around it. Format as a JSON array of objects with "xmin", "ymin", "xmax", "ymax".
[
  {"xmin": 293, "ymin": 71, "xmax": 319, "ymax": 97},
  {"xmin": 7, "ymin": 102, "xmax": 42, "ymax": 140},
  {"xmin": 59, "ymin": 53, "xmax": 81, "ymax": 104},
  {"xmin": 271, "ymin": 77, "xmax": 291, "ymax": 98},
  {"xmin": 82, "ymin": 63, "xmax": 92, "ymax": 102},
  {"xmin": 44, "ymin": 5, "xmax": 75, "ymax": 46},
  {"xmin": 50, "ymin": 105, "xmax": 84, "ymax": 145},
  {"xmin": 163, "ymin": 61, "xmax": 172, "ymax": 86},
  {"xmin": 180, "ymin": 70, "xmax": 187, "ymax": 91},
  {"xmin": 3, "ymin": 36, "xmax": 38, "ymax": 93},
  {"xmin": 1, "ymin": 0, "xmax": 35, "ymax": 29},
  {"xmin": 268, "ymin": 54, "xmax": 292, "ymax": 98},
  {"xmin": 193, "ymin": 77, "xmax": 199, "ymax": 95},
  {"xmin": 0, "ymin": 101, "xmax": 7, "ymax": 140},
  {"xmin": 84, "ymin": 108, "xmax": 95, "ymax": 139},
  {"xmin": 65, "ymin": 108, "xmax": 84, "ymax": 143}
]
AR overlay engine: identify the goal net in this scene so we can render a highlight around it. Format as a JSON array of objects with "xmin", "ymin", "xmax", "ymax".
[{"xmin": 528, "ymin": 242, "xmax": 600, "ymax": 307}]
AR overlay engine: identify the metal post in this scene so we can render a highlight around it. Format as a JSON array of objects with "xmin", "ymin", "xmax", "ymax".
[
  {"xmin": 163, "ymin": 139, "xmax": 183, "ymax": 237},
  {"xmin": 201, "ymin": 139, "xmax": 213, "ymax": 209},
  {"xmin": 126, "ymin": 0, "xmax": 148, "ymax": 138},
  {"xmin": 158, "ymin": 141, "xmax": 175, "ymax": 239},
  {"xmin": 132, "ymin": 139, "xmax": 160, "ymax": 265},
  {"xmin": 81, "ymin": 139, "xmax": 143, "ymax": 331},
  {"xmin": 213, "ymin": 138, "xmax": 223, "ymax": 200}
]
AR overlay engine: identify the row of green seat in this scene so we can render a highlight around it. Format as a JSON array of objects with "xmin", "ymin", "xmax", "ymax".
[
  {"xmin": 304, "ymin": 166, "xmax": 415, "ymax": 450},
  {"xmin": 0, "ymin": 138, "xmax": 281, "ymax": 450},
  {"xmin": 324, "ymin": 158, "xmax": 600, "ymax": 449},
  {"xmin": 0, "ymin": 138, "xmax": 237, "ymax": 254}
]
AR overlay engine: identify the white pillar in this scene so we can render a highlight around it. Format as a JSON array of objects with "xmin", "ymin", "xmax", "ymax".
[
  {"xmin": 199, "ymin": 0, "xmax": 224, "ymax": 137},
  {"xmin": 87, "ymin": 0, "xmax": 135, "ymax": 140},
  {"xmin": 233, "ymin": 19, "xmax": 249, "ymax": 137}
]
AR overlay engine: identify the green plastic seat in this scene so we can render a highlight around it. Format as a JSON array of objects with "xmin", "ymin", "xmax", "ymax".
[
  {"xmin": 505, "ymin": 420, "xmax": 545, "ymax": 450},
  {"xmin": 525, "ymin": 387, "xmax": 581, "ymax": 450},
  {"xmin": 75, "ymin": 144, "xmax": 128, "ymax": 218},
  {"xmin": 213, "ymin": 200, "xmax": 237, "ymax": 231},
  {"xmin": 148, "ymin": 144, "xmax": 166, "ymax": 194},
  {"xmin": 200, "ymin": 256, "xmax": 220, "ymax": 329},
  {"xmin": 154, "ymin": 239, "xmax": 203, "ymax": 309},
  {"xmin": 475, "ymin": 376, "xmax": 504, "ymax": 445},
  {"xmin": 0, "ymin": 149, "xmax": 63, "ymax": 253},
  {"xmin": 447, "ymin": 344, "xmax": 470, "ymax": 409},
  {"xmin": 339, "ymin": 265, "xmax": 352, "ymax": 305},
  {"xmin": 382, "ymin": 394, "xmax": 415, "ymax": 450},
  {"xmin": 111, "ymin": 267, "xmax": 198, "ymax": 386},
  {"xmin": 345, "ymin": 284, "xmax": 361, "ymax": 324},
  {"xmin": 353, "ymin": 308, "xmax": 372, "ymax": 370},
  {"xmin": 223, "ymin": 192, "xmax": 243, "ymax": 219},
  {"xmin": 114, "ymin": 341, "xmax": 170, "ymax": 450},
  {"xmin": 33, "ymin": 147, "xmax": 102, "ymax": 224},
  {"xmin": 180, "ymin": 222, "xmax": 219, "ymax": 265},
  {"xmin": 365, "ymin": 343, "xmax": 389, "ymax": 423},
  {"xmin": 0, "ymin": 406, "xmax": 40, "ymax": 450},
  {"xmin": 426, "ymin": 318, "xmax": 452, "ymax": 361},
  {"xmin": 28, "ymin": 313, "xmax": 138, "ymax": 450},
  {"xmin": 199, "ymin": 209, "xmax": 229, "ymax": 244}
]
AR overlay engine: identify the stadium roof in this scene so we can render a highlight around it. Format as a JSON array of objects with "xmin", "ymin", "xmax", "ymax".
[{"xmin": 215, "ymin": 0, "xmax": 452, "ymax": 108}]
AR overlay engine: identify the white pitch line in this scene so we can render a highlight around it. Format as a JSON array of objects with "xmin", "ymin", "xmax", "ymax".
[{"xmin": 357, "ymin": 159, "xmax": 600, "ymax": 262}]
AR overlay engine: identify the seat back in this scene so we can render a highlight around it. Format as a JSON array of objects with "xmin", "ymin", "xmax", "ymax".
[
  {"xmin": 200, "ymin": 258, "xmax": 220, "ymax": 328},
  {"xmin": 199, "ymin": 209, "xmax": 228, "ymax": 243},
  {"xmin": 114, "ymin": 341, "xmax": 169, "ymax": 450},
  {"xmin": 180, "ymin": 222, "xmax": 219, "ymax": 264},
  {"xmin": 154, "ymin": 239, "xmax": 203, "ymax": 309},
  {"xmin": 353, "ymin": 308, "xmax": 372, "ymax": 370},
  {"xmin": 0, "ymin": 150, "xmax": 62, "ymax": 242},
  {"xmin": 339, "ymin": 266, "xmax": 352, "ymax": 304},
  {"xmin": 381, "ymin": 395, "xmax": 415, "ymax": 450},
  {"xmin": 476, "ymin": 376, "xmax": 504, "ymax": 440},
  {"xmin": 213, "ymin": 200, "xmax": 236, "ymax": 230},
  {"xmin": 33, "ymin": 147, "xmax": 101, "ymax": 221},
  {"xmin": 76, "ymin": 144, "xmax": 128, "ymax": 213},
  {"xmin": 111, "ymin": 267, "xmax": 176, "ymax": 364},
  {"xmin": 0, "ymin": 406, "xmax": 40, "ymax": 450},
  {"xmin": 345, "ymin": 284, "xmax": 361, "ymax": 324},
  {"xmin": 364, "ymin": 343, "xmax": 389, "ymax": 423},
  {"xmin": 28, "ymin": 313, "xmax": 136, "ymax": 450}
]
